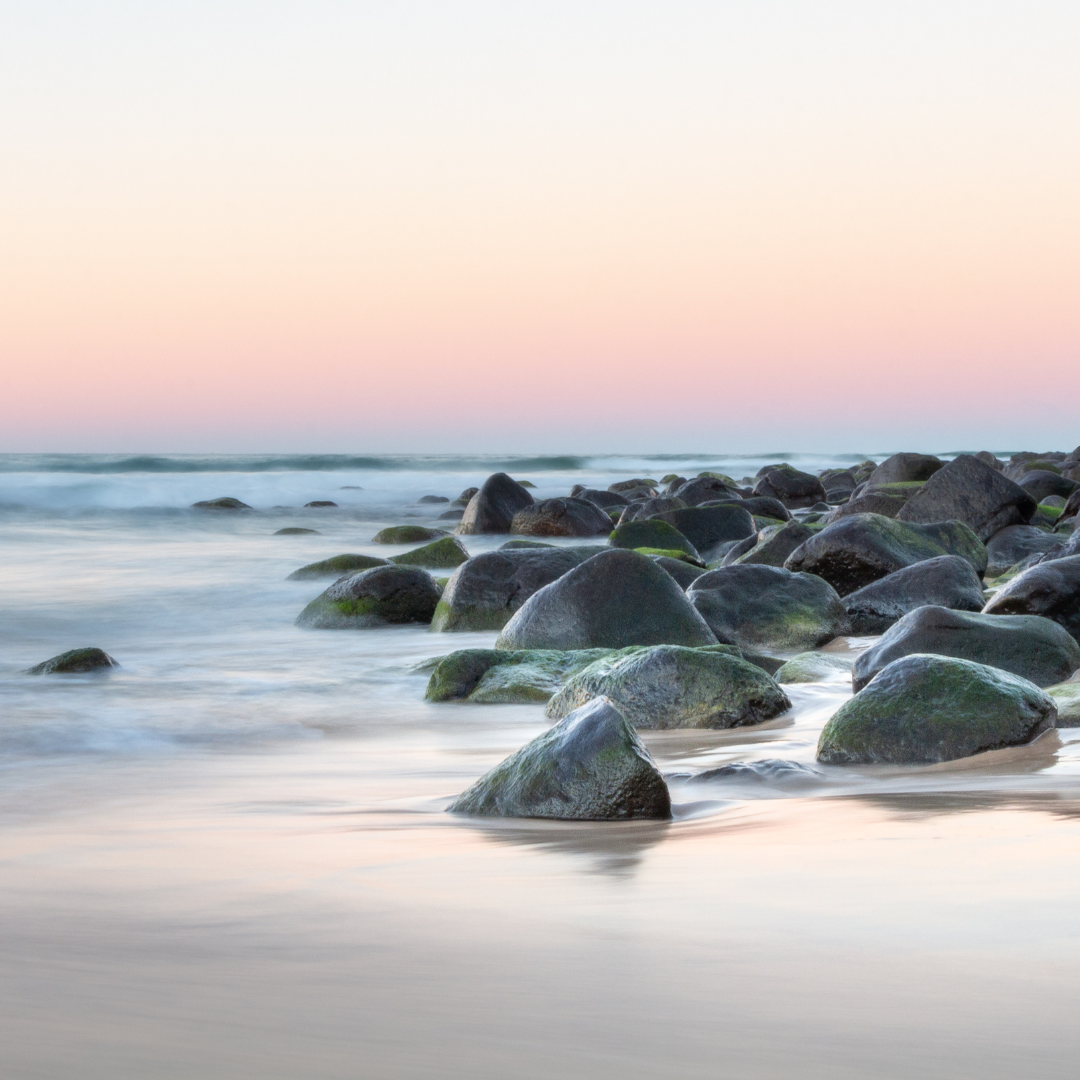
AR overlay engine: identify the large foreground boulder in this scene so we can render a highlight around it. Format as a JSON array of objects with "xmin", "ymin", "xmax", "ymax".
[
  {"xmin": 495, "ymin": 549, "xmax": 717, "ymax": 650},
  {"xmin": 546, "ymin": 645, "xmax": 791, "ymax": 729},
  {"xmin": 818, "ymin": 654, "xmax": 1056, "ymax": 764},
  {"xmin": 784, "ymin": 513, "xmax": 986, "ymax": 596},
  {"xmin": 983, "ymin": 556, "xmax": 1080, "ymax": 642},
  {"xmin": 648, "ymin": 505, "xmax": 756, "ymax": 558},
  {"xmin": 448, "ymin": 697, "xmax": 671, "ymax": 820},
  {"xmin": 688, "ymin": 564, "xmax": 847, "ymax": 650},
  {"xmin": 296, "ymin": 565, "xmax": 440, "ymax": 628},
  {"xmin": 27, "ymin": 647, "xmax": 118, "ymax": 675},
  {"xmin": 456, "ymin": 473, "xmax": 535, "ymax": 534},
  {"xmin": 753, "ymin": 466, "xmax": 826, "ymax": 509},
  {"xmin": 842, "ymin": 555, "xmax": 986, "ymax": 635},
  {"xmin": 288, "ymin": 554, "xmax": 389, "ymax": 580},
  {"xmin": 985, "ymin": 525, "xmax": 1065, "ymax": 577},
  {"xmin": 896, "ymin": 454, "xmax": 1036, "ymax": 540},
  {"xmin": 510, "ymin": 497, "xmax": 613, "ymax": 537},
  {"xmin": 431, "ymin": 548, "xmax": 584, "ymax": 631},
  {"xmin": 851, "ymin": 606, "xmax": 1080, "ymax": 690}
]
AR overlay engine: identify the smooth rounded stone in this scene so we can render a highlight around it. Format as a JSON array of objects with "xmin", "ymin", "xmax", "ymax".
[
  {"xmin": 818, "ymin": 654, "xmax": 1056, "ymax": 765},
  {"xmin": 648, "ymin": 504, "xmax": 756, "ymax": 559},
  {"xmin": 431, "ymin": 548, "xmax": 587, "ymax": 631},
  {"xmin": 827, "ymin": 491, "xmax": 910, "ymax": 521},
  {"xmin": 287, "ymin": 554, "xmax": 390, "ymax": 580},
  {"xmin": 190, "ymin": 497, "xmax": 252, "ymax": 511},
  {"xmin": 296, "ymin": 565, "xmax": 440, "ymax": 628},
  {"xmin": 275, "ymin": 527, "xmax": 320, "ymax": 535},
  {"xmin": 851, "ymin": 606, "xmax": 1080, "ymax": 691},
  {"xmin": 616, "ymin": 496, "xmax": 686, "ymax": 525},
  {"xmin": 608, "ymin": 519, "xmax": 700, "ymax": 560},
  {"xmin": 574, "ymin": 488, "xmax": 629, "ymax": 509},
  {"xmin": 372, "ymin": 525, "xmax": 448, "ymax": 544},
  {"xmin": 304, "ymin": 500, "xmax": 338, "ymax": 508},
  {"xmin": 546, "ymin": 645, "xmax": 790, "ymax": 730},
  {"xmin": 678, "ymin": 759, "xmax": 821, "ymax": 785},
  {"xmin": 752, "ymin": 466, "xmax": 827, "ymax": 509},
  {"xmin": 661, "ymin": 476, "xmax": 687, "ymax": 495},
  {"xmin": 1017, "ymin": 470, "xmax": 1078, "ymax": 504},
  {"xmin": 27, "ymin": 647, "xmax": 118, "ymax": 675},
  {"xmin": 495, "ymin": 549, "xmax": 718, "ymax": 650},
  {"xmin": 1047, "ymin": 683, "xmax": 1080, "ymax": 726},
  {"xmin": 983, "ymin": 555, "xmax": 1080, "ymax": 642},
  {"xmin": 673, "ymin": 476, "xmax": 742, "ymax": 506},
  {"xmin": 784, "ymin": 513, "xmax": 987, "ymax": 597},
  {"xmin": 774, "ymin": 652, "xmax": 854, "ymax": 683},
  {"xmin": 510, "ymin": 497, "xmax": 613, "ymax": 537},
  {"xmin": 688, "ymin": 564, "xmax": 847, "ymax": 651},
  {"xmin": 708, "ymin": 495, "xmax": 789, "ymax": 522},
  {"xmin": 456, "ymin": 487, "xmax": 479, "ymax": 503},
  {"xmin": 608, "ymin": 478, "xmax": 658, "ymax": 496},
  {"xmin": 455, "ymin": 473, "xmax": 535, "ymax": 535},
  {"xmin": 389, "ymin": 536, "xmax": 470, "ymax": 569},
  {"xmin": 500, "ymin": 538, "xmax": 552, "ymax": 549},
  {"xmin": 448, "ymin": 697, "xmax": 671, "ymax": 821},
  {"xmin": 719, "ymin": 533, "xmax": 759, "ymax": 566},
  {"xmin": 842, "ymin": 555, "xmax": 987, "ymax": 635},
  {"xmin": 1042, "ymin": 495, "xmax": 1068, "ymax": 509},
  {"xmin": 1061, "ymin": 488, "xmax": 1080, "ymax": 521},
  {"xmin": 438, "ymin": 509, "xmax": 465, "ymax": 521},
  {"xmin": 418, "ymin": 495, "xmax": 449, "ymax": 504},
  {"xmin": 896, "ymin": 454, "xmax": 1037, "ymax": 541},
  {"xmin": 730, "ymin": 521, "xmax": 816, "ymax": 568},
  {"xmin": 652, "ymin": 555, "xmax": 708, "ymax": 588},
  {"xmin": 985, "ymin": 525, "xmax": 1065, "ymax": 576},
  {"xmin": 869, "ymin": 453, "xmax": 944, "ymax": 485},
  {"xmin": 819, "ymin": 468, "xmax": 858, "ymax": 494}
]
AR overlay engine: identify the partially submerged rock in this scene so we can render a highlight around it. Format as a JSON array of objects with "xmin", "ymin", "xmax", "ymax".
[
  {"xmin": 372, "ymin": 525, "xmax": 448, "ymax": 544},
  {"xmin": 296, "ymin": 565, "xmax": 440, "ymax": 628},
  {"xmin": 983, "ymin": 555, "xmax": 1080, "ymax": 642},
  {"xmin": 1047, "ymin": 682, "xmax": 1080, "ymax": 727},
  {"xmin": 510, "ymin": 497, "xmax": 613, "ymax": 537},
  {"xmin": 456, "ymin": 473, "xmax": 535, "ymax": 534},
  {"xmin": 27, "ymin": 647, "xmax": 118, "ymax": 675},
  {"xmin": 648, "ymin": 505, "xmax": 756, "ymax": 559},
  {"xmin": 774, "ymin": 652, "xmax": 853, "ymax": 683},
  {"xmin": 448, "ymin": 697, "xmax": 671, "ymax": 821},
  {"xmin": 608, "ymin": 519, "xmax": 701, "ymax": 561},
  {"xmin": 818, "ymin": 654, "xmax": 1056, "ymax": 765},
  {"xmin": 389, "ymin": 536, "xmax": 470, "ymax": 569},
  {"xmin": 287, "ymin": 554, "xmax": 390, "ymax": 580},
  {"xmin": 191, "ymin": 497, "xmax": 252, "ymax": 511}
]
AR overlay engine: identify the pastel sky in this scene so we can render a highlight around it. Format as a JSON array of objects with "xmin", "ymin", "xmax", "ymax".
[{"xmin": 1, "ymin": 1, "xmax": 1078, "ymax": 453}]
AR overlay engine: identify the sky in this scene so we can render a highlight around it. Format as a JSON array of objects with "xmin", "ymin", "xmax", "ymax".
[{"xmin": 0, "ymin": 1, "xmax": 1078, "ymax": 454}]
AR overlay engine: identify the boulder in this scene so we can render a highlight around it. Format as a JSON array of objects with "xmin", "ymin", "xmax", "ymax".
[
  {"xmin": 575, "ymin": 488, "xmax": 629, "ymax": 510},
  {"xmin": 851, "ymin": 606, "xmax": 1080, "ymax": 690},
  {"xmin": 784, "ymin": 514, "xmax": 987, "ymax": 596},
  {"xmin": 730, "ymin": 521, "xmax": 815, "ymax": 568},
  {"xmin": 983, "ymin": 556, "xmax": 1080, "ymax": 643},
  {"xmin": 896, "ymin": 454, "xmax": 1036, "ymax": 540},
  {"xmin": 1017, "ymin": 470, "xmax": 1078, "ymax": 504},
  {"xmin": 974, "ymin": 451, "xmax": 1004, "ymax": 470},
  {"xmin": 651, "ymin": 555, "xmax": 708, "ymax": 589},
  {"xmin": 648, "ymin": 505, "xmax": 756, "ymax": 558},
  {"xmin": 1047, "ymin": 683, "xmax": 1080, "ymax": 727},
  {"xmin": 719, "ymin": 534, "xmax": 760, "ymax": 566},
  {"xmin": 753, "ymin": 466, "xmax": 826, "ymax": 509},
  {"xmin": 389, "ymin": 536, "xmax": 470, "ymax": 569},
  {"xmin": 448, "ymin": 697, "xmax": 671, "ymax": 820},
  {"xmin": 711, "ymin": 496, "xmax": 790, "ymax": 522},
  {"xmin": 688, "ymin": 564, "xmax": 848, "ymax": 651},
  {"xmin": 985, "ymin": 525, "xmax": 1065, "ymax": 577},
  {"xmin": 438, "ymin": 509, "xmax": 465, "ymax": 521},
  {"xmin": 617, "ymin": 496, "xmax": 687, "ymax": 524},
  {"xmin": 842, "ymin": 555, "xmax": 987, "ymax": 634},
  {"xmin": 510, "ymin": 497, "xmax": 613, "ymax": 537},
  {"xmin": 372, "ymin": 525, "xmax": 448, "ymax": 544},
  {"xmin": 827, "ymin": 491, "xmax": 910, "ymax": 521},
  {"xmin": 456, "ymin": 486, "xmax": 479, "ymax": 503},
  {"xmin": 869, "ymin": 453, "xmax": 944, "ymax": 485},
  {"xmin": 679, "ymin": 759, "xmax": 821, "ymax": 785},
  {"xmin": 546, "ymin": 645, "xmax": 790, "ymax": 730},
  {"xmin": 287, "ymin": 554, "xmax": 390, "ymax": 580},
  {"xmin": 456, "ymin": 473, "xmax": 535, "ymax": 534},
  {"xmin": 774, "ymin": 652, "xmax": 853, "ymax": 683},
  {"xmin": 818, "ymin": 654, "xmax": 1056, "ymax": 764},
  {"xmin": 431, "ymin": 548, "xmax": 585, "ymax": 631},
  {"xmin": 191, "ymin": 497, "xmax": 252, "ymax": 511},
  {"xmin": 673, "ymin": 477, "xmax": 742, "ymax": 506},
  {"xmin": 27, "ymin": 647, "xmax": 118, "ymax": 675},
  {"xmin": 418, "ymin": 495, "xmax": 449, "ymax": 504},
  {"xmin": 608, "ymin": 519, "xmax": 700, "ymax": 561},
  {"xmin": 296, "ymin": 565, "xmax": 440, "ymax": 628},
  {"xmin": 495, "ymin": 549, "xmax": 717, "ymax": 650},
  {"xmin": 1062, "ymin": 488, "xmax": 1080, "ymax": 521}
]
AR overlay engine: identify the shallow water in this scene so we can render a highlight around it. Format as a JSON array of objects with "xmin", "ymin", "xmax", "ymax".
[{"xmin": 2, "ymin": 453, "xmax": 1079, "ymax": 1079}]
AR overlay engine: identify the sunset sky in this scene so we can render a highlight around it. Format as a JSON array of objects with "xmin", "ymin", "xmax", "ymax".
[{"xmin": 1, "ymin": 1, "xmax": 1077, "ymax": 453}]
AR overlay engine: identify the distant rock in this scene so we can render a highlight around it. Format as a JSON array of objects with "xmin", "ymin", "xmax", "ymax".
[
  {"xmin": 372, "ymin": 525, "xmax": 448, "ymax": 544},
  {"xmin": 510, "ymin": 497, "xmax": 613, "ymax": 537},
  {"xmin": 275, "ymin": 527, "xmax": 320, "ymax": 535},
  {"xmin": 869, "ymin": 453, "xmax": 944, "ymax": 485},
  {"xmin": 456, "ymin": 473, "xmax": 535, "ymax": 534},
  {"xmin": 437, "ymin": 509, "xmax": 465, "ymax": 521},
  {"xmin": 680, "ymin": 759, "xmax": 821, "ymax": 784},
  {"xmin": 304, "ymin": 501, "xmax": 338, "ymax": 508},
  {"xmin": 983, "ymin": 555, "xmax": 1080, "ymax": 643},
  {"xmin": 616, "ymin": 496, "xmax": 686, "ymax": 524},
  {"xmin": 418, "ymin": 495, "xmax": 450, "ymax": 504},
  {"xmin": 287, "ymin": 554, "xmax": 390, "ymax": 580},
  {"xmin": 27, "ymin": 647, "xmax": 118, "ymax": 675},
  {"xmin": 672, "ymin": 476, "xmax": 742, "ymax": 506},
  {"xmin": 191, "ymin": 497, "xmax": 252, "ymax": 511},
  {"xmin": 826, "ymin": 491, "xmax": 910, "ymax": 521},
  {"xmin": 296, "ymin": 565, "xmax": 440, "ymax": 628},
  {"xmin": 389, "ymin": 536, "xmax": 470, "ymax": 569},
  {"xmin": 575, "ymin": 488, "xmax": 629, "ymax": 509},
  {"xmin": 651, "ymin": 555, "xmax": 708, "ymax": 588}
]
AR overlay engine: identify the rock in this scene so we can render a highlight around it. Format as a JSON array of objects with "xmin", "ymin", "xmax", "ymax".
[
  {"xmin": 495, "ymin": 549, "xmax": 718, "ymax": 650},
  {"xmin": 608, "ymin": 479, "xmax": 658, "ymax": 496},
  {"xmin": 275, "ymin": 527, "xmax": 320, "ymax": 535},
  {"xmin": 1062, "ymin": 488, "xmax": 1080, "ymax": 521},
  {"xmin": 389, "ymin": 536, "xmax": 470, "ymax": 569},
  {"xmin": 296, "ymin": 565, "xmax": 440, "ymax": 628},
  {"xmin": 438, "ymin": 509, "xmax": 465, "ymax": 521},
  {"xmin": 431, "ymin": 548, "xmax": 586, "ymax": 631},
  {"xmin": 985, "ymin": 525, "xmax": 1065, "ymax": 576},
  {"xmin": 688, "ymin": 564, "xmax": 847, "ymax": 651},
  {"xmin": 419, "ymin": 495, "xmax": 449, "ymax": 504},
  {"xmin": 784, "ymin": 513, "xmax": 987, "ymax": 596},
  {"xmin": 680, "ymin": 759, "xmax": 821, "ymax": 784},
  {"xmin": 730, "ymin": 521, "xmax": 815, "ymax": 568},
  {"xmin": 448, "ymin": 697, "xmax": 671, "ymax": 821},
  {"xmin": 287, "ymin": 554, "xmax": 390, "ymax": 580},
  {"xmin": 983, "ymin": 556, "xmax": 1080, "ymax": 643},
  {"xmin": 827, "ymin": 491, "xmax": 910, "ymax": 521},
  {"xmin": 752, "ymin": 466, "xmax": 827, "ymax": 509},
  {"xmin": 719, "ymin": 533, "xmax": 759, "ymax": 566},
  {"xmin": 774, "ymin": 652, "xmax": 853, "ymax": 682},
  {"xmin": 546, "ymin": 645, "xmax": 791, "ymax": 730},
  {"xmin": 510, "ymin": 497, "xmax": 613, "ymax": 537},
  {"xmin": 575, "ymin": 488, "xmax": 629, "ymax": 509},
  {"xmin": 608, "ymin": 519, "xmax": 701, "ymax": 560},
  {"xmin": 457, "ymin": 487, "xmax": 479, "ymax": 502},
  {"xmin": 455, "ymin": 473, "xmax": 535, "ymax": 535},
  {"xmin": 896, "ymin": 454, "xmax": 1037, "ymax": 541},
  {"xmin": 27, "ymin": 647, "xmax": 118, "ymax": 675},
  {"xmin": 648, "ymin": 505, "xmax": 756, "ymax": 558},
  {"xmin": 819, "ymin": 654, "xmax": 1056, "ymax": 764},
  {"xmin": 842, "ymin": 555, "xmax": 987, "ymax": 634},
  {"xmin": 616, "ymin": 496, "xmax": 686, "ymax": 525},
  {"xmin": 652, "ymin": 555, "xmax": 707, "ymax": 588},
  {"xmin": 851, "ymin": 606, "xmax": 1080, "ymax": 690},
  {"xmin": 711, "ymin": 496, "xmax": 790, "ymax": 522},
  {"xmin": 304, "ymin": 500, "xmax": 338, "ymax": 508},
  {"xmin": 869, "ymin": 453, "xmax": 944, "ymax": 485},
  {"xmin": 372, "ymin": 525, "xmax": 448, "ymax": 544},
  {"xmin": 1017, "ymin": 470, "xmax": 1078, "ymax": 504},
  {"xmin": 672, "ymin": 477, "xmax": 742, "ymax": 506},
  {"xmin": 190, "ymin": 497, "xmax": 252, "ymax": 511},
  {"xmin": 974, "ymin": 451, "xmax": 1004, "ymax": 470},
  {"xmin": 1047, "ymin": 683, "xmax": 1080, "ymax": 727}
]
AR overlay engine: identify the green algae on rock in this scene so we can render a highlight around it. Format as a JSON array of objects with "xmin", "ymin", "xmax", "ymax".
[
  {"xmin": 608, "ymin": 519, "xmax": 701, "ymax": 561},
  {"xmin": 287, "ymin": 554, "xmax": 390, "ymax": 580},
  {"xmin": 389, "ymin": 536, "xmax": 469, "ymax": 569},
  {"xmin": 372, "ymin": 525, "xmax": 449, "ymax": 545},
  {"xmin": 774, "ymin": 652, "xmax": 853, "ymax": 683},
  {"xmin": 27, "ymin": 647, "xmax": 118, "ymax": 675},
  {"xmin": 296, "ymin": 565, "xmax": 440, "ymax": 628},
  {"xmin": 1046, "ymin": 682, "xmax": 1080, "ymax": 727}
]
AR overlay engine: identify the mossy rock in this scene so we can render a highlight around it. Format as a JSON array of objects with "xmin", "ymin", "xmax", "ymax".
[
  {"xmin": 775, "ymin": 652, "xmax": 853, "ymax": 683},
  {"xmin": 288, "ymin": 554, "xmax": 390, "ymax": 580},
  {"xmin": 296, "ymin": 565, "xmax": 440, "ymax": 628},
  {"xmin": 1024, "ymin": 461, "xmax": 1063, "ymax": 474},
  {"xmin": 389, "ymin": 536, "xmax": 469, "ymax": 569},
  {"xmin": 1047, "ymin": 683, "xmax": 1080, "ymax": 727},
  {"xmin": 696, "ymin": 471, "xmax": 738, "ymax": 486},
  {"xmin": 27, "ymin": 647, "xmax": 118, "ymax": 675},
  {"xmin": 1031, "ymin": 507, "xmax": 1062, "ymax": 529},
  {"xmin": 864, "ymin": 481, "xmax": 927, "ymax": 496},
  {"xmin": 514, "ymin": 479, "xmax": 536, "ymax": 488},
  {"xmin": 372, "ymin": 525, "xmax": 449, "ymax": 544},
  {"xmin": 633, "ymin": 546, "xmax": 704, "ymax": 565},
  {"xmin": 661, "ymin": 473, "xmax": 682, "ymax": 484},
  {"xmin": 275, "ymin": 527, "xmax": 320, "ymax": 535},
  {"xmin": 609, "ymin": 519, "xmax": 700, "ymax": 560}
]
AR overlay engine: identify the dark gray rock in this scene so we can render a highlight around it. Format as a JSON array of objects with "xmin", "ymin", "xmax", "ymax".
[
  {"xmin": 827, "ymin": 491, "xmax": 910, "ymax": 521},
  {"xmin": 288, "ymin": 554, "xmax": 390, "ymax": 580},
  {"xmin": 729, "ymin": 521, "xmax": 815, "ymax": 568},
  {"xmin": 851, "ymin": 606, "xmax": 1080, "ymax": 690},
  {"xmin": 296, "ymin": 565, "xmax": 440, "ymax": 628},
  {"xmin": 275, "ymin": 527, "xmax": 320, "ymax": 535},
  {"xmin": 372, "ymin": 525, "xmax": 448, "ymax": 544},
  {"xmin": 753, "ymin": 466, "xmax": 827, "ymax": 509},
  {"xmin": 495, "ymin": 549, "xmax": 717, "ymax": 650},
  {"xmin": 575, "ymin": 488, "xmax": 629, "ymax": 509},
  {"xmin": 456, "ymin": 473, "xmax": 535, "ymax": 535},
  {"xmin": 648, "ymin": 505, "xmax": 756, "ymax": 558},
  {"xmin": 896, "ymin": 454, "xmax": 1037, "ymax": 541},
  {"xmin": 27, "ymin": 647, "xmax": 118, "ymax": 675},
  {"xmin": 608, "ymin": 519, "xmax": 701, "ymax": 560},
  {"xmin": 510, "ymin": 497, "xmax": 613, "ymax": 537},
  {"xmin": 681, "ymin": 759, "xmax": 821, "ymax": 784},
  {"xmin": 419, "ymin": 495, "xmax": 449, "ymax": 504},
  {"xmin": 191, "ymin": 497, "xmax": 252, "ymax": 511},
  {"xmin": 304, "ymin": 500, "xmax": 337, "ymax": 508},
  {"xmin": 842, "ymin": 555, "xmax": 986, "ymax": 634},
  {"xmin": 983, "ymin": 556, "xmax": 1080, "ymax": 643},
  {"xmin": 985, "ymin": 525, "xmax": 1065, "ymax": 577},
  {"xmin": 719, "ymin": 533, "xmax": 759, "ymax": 566},
  {"xmin": 1062, "ymin": 488, "xmax": 1080, "ymax": 521},
  {"xmin": 673, "ymin": 477, "xmax": 742, "ymax": 506},
  {"xmin": 448, "ymin": 696, "xmax": 671, "ymax": 820},
  {"xmin": 712, "ymin": 496, "xmax": 790, "ymax": 522},
  {"xmin": 774, "ymin": 652, "xmax": 853, "ymax": 683},
  {"xmin": 608, "ymin": 479, "xmax": 658, "ymax": 497},
  {"xmin": 389, "ymin": 536, "xmax": 470, "ymax": 569},
  {"xmin": 652, "ymin": 555, "xmax": 708, "ymax": 588},
  {"xmin": 1017, "ymin": 470, "xmax": 1078, "ymax": 504},
  {"xmin": 457, "ymin": 487, "xmax": 479, "ymax": 502},
  {"xmin": 869, "ymin": 453, "xmax": 944, "ymax": 485},
  {"xmin": 616, "ymin": 496, "xmax": 687, "ymax": 525},
  {"xmin": 688, "ymin": 564, "xmax": 848, "ymax": 651},
  {"xmin": 438, "ymin": 509, "xmax": 465, "ymax": 521},
  {"xmin": 819, "ymin": 654, "xmax": 1056, "ymax": 765}
]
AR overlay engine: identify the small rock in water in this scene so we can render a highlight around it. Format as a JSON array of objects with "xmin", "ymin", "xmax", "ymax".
[
  {"xmin": 190, "ymin": 497, "xmax": 252, "ymax": 511},
  {"xmin": 287, "ymin": 554, "xmax": 389, "ymax": 579},
  {"xmin": 682, "ymin": 759, "xmax": 821, "ymax": 784},
  {"xmin": 510, "ymin": 497, "xmax": 613, "ymax": 537},
  {"xmin": 418, "ymin": 495, "xmax": 450, "ymax": 503},
  {"xmin": 456, "ymin": 474, "xmax": 535, "ymax": 534},
  {"xmin": 27, "ymin": 647, "xmax": 118, "ymax": 675},
  {"xmin": 372, "ymin": 525, "xmax": 448, "ymax": 544},
  {"xmin": 304, "ymin": 501, "xmax": 338, "ymax": 508},
  {"xmin": 275, "ymin": 527, "xmax": 320, "ymax": 535},
  {"xmin": 448, "ymin": 697, "xmax": 671, "ymax": 821},
  {"xmin": 1046, "ymin": 683, "xmax": 1080, "ymax": 727},
  {"xmin": 389, "ymin": 536, "xmax": 470, "ymax": 569},
  {"xmin": 296, "ymin": 565, "xmax": 440, "ymax": 628},
  {"xmin": 609, "ymin": 519, "xmax": 701, "ymax": 561},
  {"xmin": 774, "ymin": 652, "xmax": 853, "ymax": 683}
]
